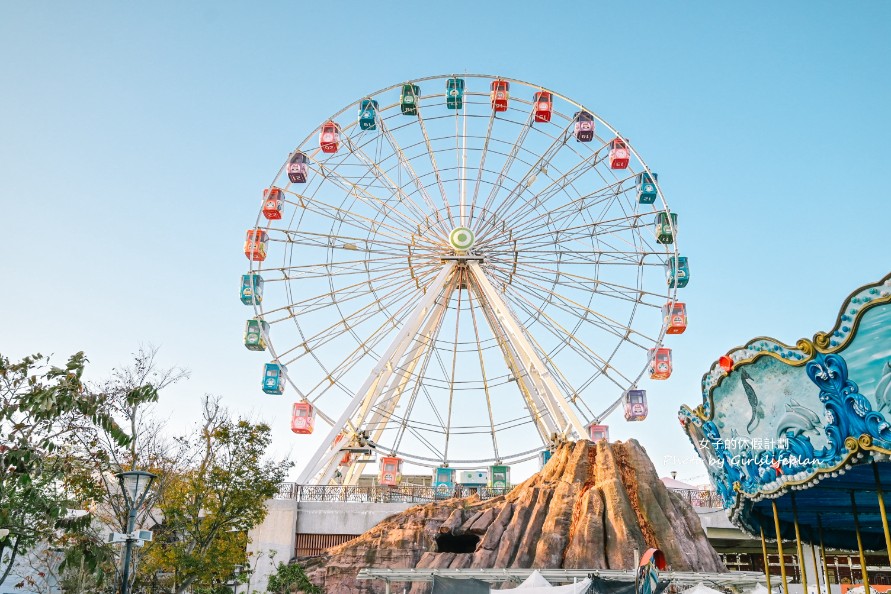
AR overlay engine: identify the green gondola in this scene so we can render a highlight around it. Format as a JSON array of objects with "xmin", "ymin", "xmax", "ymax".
[
  {"xmin": 401, "ymin": 83, "xmax": 420, "ymax": 115},
  {"xmin": 655, "ymin": 212, "xmax": 678, "ymax": 245},
  {"xmin": 244, "ymin": 318, "xmax": 269, "ymax": 351}
]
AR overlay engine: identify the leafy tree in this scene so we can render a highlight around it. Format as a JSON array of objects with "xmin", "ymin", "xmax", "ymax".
[
  {"xmin": 266, "ymin": 561, "xmax": 321, "ymax": 594},
  {"xmin": 139, "ymin": 396, "xmax": 292, "ymax": 594},
  {"xmin": 62, "ymin": 346, "xmax": 189, "ymax": 593},
  {"xmin": 0, "ymin": 352, "xmax": 134, "ymax": 587}
]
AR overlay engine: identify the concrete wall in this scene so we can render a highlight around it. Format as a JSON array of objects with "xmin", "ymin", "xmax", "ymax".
[
  {"xmin": 246, "ymin": 499, "xmax": 301, "ymax": 594},
  {"xmin": 295, "ymin": 501, "xmax": 409, "ymax": 535},
  {"xmin": 246, "ymin": 499, "xmax": 414, "ymax": 592}
]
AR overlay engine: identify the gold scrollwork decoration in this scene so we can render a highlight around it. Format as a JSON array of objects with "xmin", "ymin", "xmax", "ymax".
[
  {"xmin": 845, "ymin": 436, "xmax": 859, "ymax": 451},
  {"xmin": 813, "ymin": 332, "xmax": 831, "ymax": 350},
  {"xmin": 797, "ymin": 339, "xmax": 816, "ymax": 358}
]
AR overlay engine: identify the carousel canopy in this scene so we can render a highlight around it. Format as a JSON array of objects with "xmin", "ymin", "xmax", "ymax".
[{"xmin": 680, "ymin": 273, "xmax": 891, "ymax": 549}]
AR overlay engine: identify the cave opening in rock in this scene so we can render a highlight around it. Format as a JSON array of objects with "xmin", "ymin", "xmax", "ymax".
[{"xmin": 435, "ymin": 533, "xmax": 480, "ymax": 553}]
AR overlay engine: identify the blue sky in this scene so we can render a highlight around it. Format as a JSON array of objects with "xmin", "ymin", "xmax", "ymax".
[{"xmin": 2, "ymin": 1, "xmax": 889, "ymax": 485}]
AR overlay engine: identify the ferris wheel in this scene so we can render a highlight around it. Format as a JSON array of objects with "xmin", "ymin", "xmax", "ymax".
[{"xmin": 241, "ymin": 74, "xmax": 688, "ymax": 486}]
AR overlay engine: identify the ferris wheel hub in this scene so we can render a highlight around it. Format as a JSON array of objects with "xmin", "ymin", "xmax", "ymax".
[{"xmin": 448, "ymin": 227, "xmax": 476, "ymax": 252}]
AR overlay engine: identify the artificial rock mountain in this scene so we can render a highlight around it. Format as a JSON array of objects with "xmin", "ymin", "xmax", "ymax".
[{"xmin": 303, "ymin": 439, "xmax": 724, "ymax": 594}]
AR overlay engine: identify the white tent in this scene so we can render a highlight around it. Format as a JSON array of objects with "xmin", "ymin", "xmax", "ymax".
[
  {"xmin": 681, "ymin": 583, "xmax": 726, "ymax": 594},
  {"xmin": 502, "ymin": 570, "xmax": 591, "ymax": 593},
  {"xmin": 517, "ymin": 571, "xmax": 553, "ymax": 589}
]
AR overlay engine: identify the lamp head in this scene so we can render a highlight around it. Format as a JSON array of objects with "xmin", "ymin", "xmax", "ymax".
[{"xmin": 116, "ymin": 470, "xmax": 157, "ymax": 509}]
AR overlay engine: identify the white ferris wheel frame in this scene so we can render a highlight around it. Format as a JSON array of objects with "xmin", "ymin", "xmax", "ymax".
[{"xmin": 249, "ymin": 74, "xmax": 680, "ymax": 485}]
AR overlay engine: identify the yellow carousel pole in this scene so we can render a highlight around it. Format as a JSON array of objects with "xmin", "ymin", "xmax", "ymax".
[
  {"xmin": 872, "ymin": 462, "xmax": 891, "ymax": 568},
  {"xmin": 851, "ymin": 492, "xmax": 871, "ymax": 593},
  {"xmin": 792, "ymin": 494, "xmax": 809, "ymax": 594},
  {"xmin": 818, "ymin": 515, "xmax": 833, "ymax": 591},
  {"xmin": 773, "ymin": 499, "xmax": 790, "ymax": 594},
  {"xmin": 761, "ymin": 524, "xmax": 773, "ymax": 592},
  {"xmin": 809, "ymin": 528, "xmax": 823, "ymax": 594}
]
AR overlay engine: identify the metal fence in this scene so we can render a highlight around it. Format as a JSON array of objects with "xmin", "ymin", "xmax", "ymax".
[
  {"xmin": 276, "ymin": 483, "xmax": 724, "ymax": 508},
  {"xmin": 276, "ymin": 483, "xmax": 511, "ymax": 503},
  {"xmin": 669, "ymin": 488, "xmax": 724, "ymax": 508}
]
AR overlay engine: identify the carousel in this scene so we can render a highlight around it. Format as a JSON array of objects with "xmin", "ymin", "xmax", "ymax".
[{"xmin": 681, "ymin": 272, "xmax": 891, "ymax": 593}]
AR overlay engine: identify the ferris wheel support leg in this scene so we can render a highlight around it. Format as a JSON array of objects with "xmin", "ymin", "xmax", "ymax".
[
  {"xmin": 475, "ymin": 297, "xmax": 557, "ymax": 442},
  {"xmin": 296, "ymin": 263, "xmax": 457, "ymax": 485},
  {"xmin": 340, "ymin": 299, "xmax": 452, "ymax": 485},
  {"xmin": 466, "ymin": 262, "xmax": 589, "ymax": 440}
]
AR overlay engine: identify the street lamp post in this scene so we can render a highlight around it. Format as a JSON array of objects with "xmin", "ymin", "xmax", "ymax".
[{"xmin": 116, "ymin": 470, "xmax": 156, "ymax": 594}]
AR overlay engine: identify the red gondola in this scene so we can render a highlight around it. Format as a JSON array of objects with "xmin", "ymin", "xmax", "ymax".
[
  {"xmin": 533, "ymin": 91, "xmax": 552, "ymax": 123},
  {"xmin": 333, "ymin": 433, "xmax": 353, "ymax": 466},
  {"xmin": 262, "ymin": 188, "xmax": 284, "ymax": 220},
  {"xmin": 490, "ymin": 79, "xmax": 510, "ymax": 112},
  {"xmin": 649, "ymin": 347, "xmax": 673, "ymax": 380},
  {"xmin": 290, "ymin": 402, "xmax": 315, "ymax": 434},
  {"xmin": 319, "ymin": 121, "xmax": 341, "ymax": 153},
  {"xmin": 609, "ymin": 137, "xmax": 630, "ymax": 169},
  {"xmin": 587, "ymin": 423, "xmax": 609, "ymax": 442},
  {"xmin": 243, "ymin": 229, "xmax": 268, "ymax": 262},
  {"xmin": 379, "ymin": 456, "xmax": 403, "ymax": 486},
  {"xmin": 662, "ymin": 302, "xmax": 687, "ymax": 334}
]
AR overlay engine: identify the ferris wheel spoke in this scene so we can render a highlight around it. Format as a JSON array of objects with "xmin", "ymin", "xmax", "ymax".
[
  {"xmin": 442, "ymin": 269, "xmax": 466, "ymax": 461},
  {"xmin": 284, "ymin": 190, "xmax": 432, "ymax": 248},
  {"xmin": 342, "ymin": 136, "xmax": 438, "ymax": 232},
  {"xmin": 279, "ymin": 261, "xmax": 413, "ymax": 283},
  {"xmin": 391, "ymin": 314, "xmax": 445, "ymax": 455},
  {"xmin": 506, "ymin": 250, "xmax": 665, "ymax": 268},
  {"xmin": 503, "ymin": 290, "xmax": 637, "ymax": 389},
  {"xmin": 270, "ymin": 201, "xmax": 418, "ymax": 248},
  {"xmin": 484, "ymin": 146, "xmax": 611, "ymax": 242},
  {"xmin": 298, "ymin": 266, "xmax": 447, "ymax": 397},
  {"xmin": 466, "ymin": 107, "xmax": 497, "ymax": 226},
  {"xmin": 361, "ymin": 300, "xmax": 450, "ymax": 461},
  {"xmin": 496, "ymin": 270, "xmax": 658, "ymax": 349},
  {"xmin": 307, "ymin": 159, "xmax": 426, "ymax": 239},
  {"xmin": 258, "ymin": 256, "xmax": 410, "ymax": 283},
  {"xmin": 272, "ymin": 273, "xmax": 432, "ymax": 361},
  {"xmin": 465, "ymin": 287, "xmax": 502, "ymax": 461},
  {"xmin": 469, "ymin": 110, "xmax": 535, "ymax": 229},
  {"xmin": 477, "ymin": 116, "xmax": 573, "ymax": 226},
  {"xmin": 500, "ymin": 260, "xmax": 665, "ymax": 308},
  {"xmin": 266, "ymin": 266, "xmax": 418, "ymax": 321},
  {"xmin": 414, "ymin": 110, "xmax": 456, "ymax": 228},
  {"xmin": 497, "ymin": 178, "xmax": 637, "ymax": 241},
  {"xmin": 509, "ymin": 146, "xmax": 634, "ymax": 232},
  {"xmin": 480, "ymin": 207, "xmax": 645, "ymax": 253},
  {"xmin": 376, "ymin": 119, "xmax": 452, "ymax": 237}
]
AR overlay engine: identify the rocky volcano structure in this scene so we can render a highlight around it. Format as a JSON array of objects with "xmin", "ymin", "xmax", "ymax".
[{"xmin": 304, "ymin": 439, "xmax": 724, "ymax": 594}]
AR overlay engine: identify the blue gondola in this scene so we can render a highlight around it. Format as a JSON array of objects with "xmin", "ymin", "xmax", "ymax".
[
  {"xmin": 538, "ymin": 449, "xmax": 553, "ymax": 469},
  {"xmin": 637, "ymin": 172, "xmax": 659, "ymax": 204},
  {"xmin": 667, "ymin": 256, "xmax": 690, "ymax": 288},
  {"xmin": 358, "ymin": 99, "xmax": 378, "ymax": 131},
  {"xmin": 446, "ymin": 78, "xmax": 464, "ymax": 110},
  {"xmin": 240, "ymin": 274, "xmax": 264, "ymax": 305},
  {"xmin": 433, "ymin": 466, "xmax": 456, "ymax": 498},
  {"xmin": 262, "ymin": 362, "xmax": 287, "ymax": 395}
]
